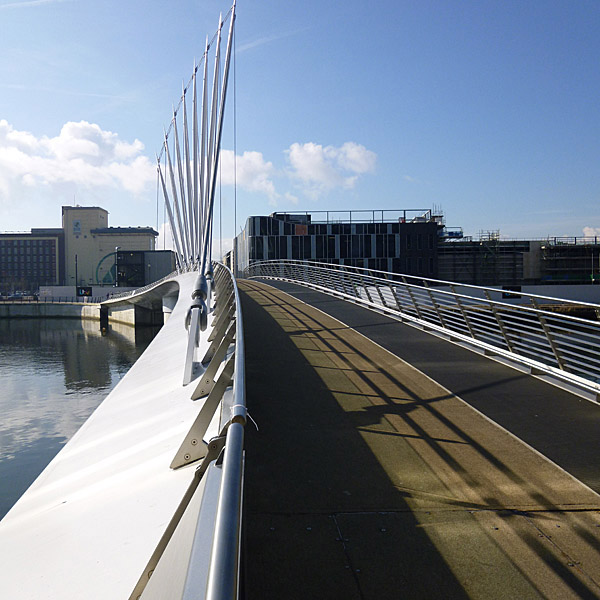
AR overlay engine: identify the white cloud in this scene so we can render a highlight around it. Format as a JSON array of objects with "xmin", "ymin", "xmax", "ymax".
[
  {"xmin": 156, "ymin": 221, "xmax": 176, "ymax": 252},
  {"xmin": 286, "ymin": 141, "xmax": 376, "ymax": 198},
  {"xmin": 583, "ymin": 226, "xmax": 600, "ymax": 237},
  {"xmin": 335, "ymin": 141, "xmax": 377, "ymax": 174},
  {"xmin": 219, "ymin": 149, "xmax": 275, "ymax": 199},
  {"xmin": 0, "ymin": 119, "xmax": 155, "ymax": 211}
]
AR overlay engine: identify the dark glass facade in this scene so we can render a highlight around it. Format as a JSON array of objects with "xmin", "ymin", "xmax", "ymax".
[{"xmin": 237, "ymin": 213, "xmax": 441, "ymax": 277}]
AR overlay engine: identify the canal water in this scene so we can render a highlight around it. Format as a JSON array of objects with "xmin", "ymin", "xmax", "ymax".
[{"xmin": 0, "ymin": 318, "xmax": 157, "ymax": 519}]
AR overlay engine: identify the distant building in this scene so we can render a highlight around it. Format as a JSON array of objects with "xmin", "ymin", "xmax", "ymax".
[
  {"xmin": 0, "ymin": 206, "xmax": 174, "ymax": 294},
  {"xmin": 234, "ymin": 210, "xmax": 446, "ymax": 277},
  {"xmin": 437, "ymin": 235, "xmax": 532, "ymax": 286},
  {"xmin": 0, "ymin": 228, "xmax": 64, "ymax": 293},
  {"xmin": 232, "ymin": 209, "xmax": 600, "ymax": 290},
  {"xmin": 438, "ymin": 236, "xmax": 600, "ymax": 287},
  {"xmin": 62, "ymin": 206, "xmax": 158, "ymax": 287},
  {"xmin": 115, "ymin": 249, "xmax": 176, "ymax": 288}
]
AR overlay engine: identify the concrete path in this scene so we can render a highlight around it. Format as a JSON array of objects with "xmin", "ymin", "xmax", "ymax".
[{"xmin": 240, "ymin": 280, "xmax": 600, "ymax": 600}]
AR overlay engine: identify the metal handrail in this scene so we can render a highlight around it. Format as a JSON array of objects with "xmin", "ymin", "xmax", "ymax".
[
  {"xmin": 247, "ymin": 259, "xmax": 600, "ymax": 399},
  {"xmin": 189, "ymin": 261, "xmax": 245, "ymax": 600},
  {"xmin": 0, "ymin": 296, "xmax": 104, "ymax": 303},
  {"xmin": 134, "ymin": 262, "xmax": 245, "ymax": 600}
]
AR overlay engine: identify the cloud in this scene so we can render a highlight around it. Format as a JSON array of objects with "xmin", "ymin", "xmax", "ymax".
[
  {"xmin": 583, "ymin": 226, "xmax": 600, "ymax": 237},
  {"xmin": 286, "ymin": 141, "xmax": 376, "ymax": 198},
  {"xmin": 219, "ymin": 149, "xmax": 276, "ymax": 199},
  {"xmin": 156, "ymin": 221, "xmax": 176, "ymax": 253},
  {"xmin": 0, "ymin": 119, "xmax": 155, "ymax": 206},
  {"xmin": 159, "ymin": 140, "xmax": 374, "ymax": 211}
]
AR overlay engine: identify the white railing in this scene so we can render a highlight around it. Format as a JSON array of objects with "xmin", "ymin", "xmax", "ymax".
[{"xmin": 247, "ymin": 260, "xmax": 600, "ymax": 400}]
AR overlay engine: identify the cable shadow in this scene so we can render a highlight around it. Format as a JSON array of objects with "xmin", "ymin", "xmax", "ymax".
[
  {"xmin": 239, "ymin": 283, "xmax": 472, "ymax": 600},
  {"xmin": 240, "ymin": 279, "xmax": 600, "ymax": 600}
]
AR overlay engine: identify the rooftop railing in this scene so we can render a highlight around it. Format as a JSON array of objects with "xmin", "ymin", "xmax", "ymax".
[{"xmin": 247, "ymin": 260, "xmax": 600, "ymax": 401}]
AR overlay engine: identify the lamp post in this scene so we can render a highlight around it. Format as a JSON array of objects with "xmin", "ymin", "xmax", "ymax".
[{"xmin": 114, "ymin": 247, "xmax": 121, "ymax": 287}]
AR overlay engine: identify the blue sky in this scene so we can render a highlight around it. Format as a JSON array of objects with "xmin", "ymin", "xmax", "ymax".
[{"xmin": 0, "ymin": 0, "xmax": 599, "ymax": 248}]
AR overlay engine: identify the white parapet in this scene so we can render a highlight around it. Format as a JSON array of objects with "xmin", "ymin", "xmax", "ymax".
[{"xmin": 0, "ymin": 271, "xmax": 220, "ymax": 599}]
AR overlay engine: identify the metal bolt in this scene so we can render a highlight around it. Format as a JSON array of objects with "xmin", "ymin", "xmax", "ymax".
[
  {"xmin": 191, "ymin": 439, "xmax": 198, "ymax": 446},
  {"xmin": 184, "ymin": 453, "xmax": 191, "ymax": 461}
]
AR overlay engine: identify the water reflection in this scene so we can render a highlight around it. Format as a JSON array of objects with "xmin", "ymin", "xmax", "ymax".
[{"xmin": 0, "ymin": 319, "xmax": 157, "ymax": 519}]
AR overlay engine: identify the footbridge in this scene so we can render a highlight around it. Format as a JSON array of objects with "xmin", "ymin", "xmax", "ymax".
[
  {"xmin": 2, "ymin": 1, "xmax": 600, "ymax": 597},
  {"xmin": 2, "ymin": 256, "xmax": 600, "ymax": 598},
  {"xmin": 241, "ymin": 261, "xmax": 600, "ymax": 600}
]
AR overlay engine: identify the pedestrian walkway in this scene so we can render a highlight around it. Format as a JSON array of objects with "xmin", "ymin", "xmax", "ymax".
[{"xmin": 240, "ymin": 280, "xmax": 600, "ymax": 600}]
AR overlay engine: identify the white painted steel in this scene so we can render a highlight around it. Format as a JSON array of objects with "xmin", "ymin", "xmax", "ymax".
[
  {"xmin": 247, "ymin": 260, "xmax": 600, "ymax": 399},
  {"xmin": 158, "ymin": 3, "xmax": 235, "ymax": 272},
  {"xmin": 0, "ymin": 261, "xmax": 246, "ymax": 599}
]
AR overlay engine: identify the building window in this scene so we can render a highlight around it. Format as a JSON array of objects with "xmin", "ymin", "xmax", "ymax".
[
  {"xmin": 327, "ymin": 236, "xmax": 336, "ymax": 258},
  {"xmin": 303, "ymin": 236, "xmax": 311, "ymax": 259},
  {"xmin": 316, "ymin": 236, "xmax": 325, "ymax": 259}
]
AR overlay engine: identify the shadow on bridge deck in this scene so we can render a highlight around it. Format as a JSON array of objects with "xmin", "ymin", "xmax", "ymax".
[{"xmin": 239, "ymin": 280, "xmax": 600, "ymax": 600}]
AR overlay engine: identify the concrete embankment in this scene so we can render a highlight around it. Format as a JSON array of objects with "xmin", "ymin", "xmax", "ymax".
[{"xmin": 0, "ymin": 302, "xmax": 100, "ymax": 320}]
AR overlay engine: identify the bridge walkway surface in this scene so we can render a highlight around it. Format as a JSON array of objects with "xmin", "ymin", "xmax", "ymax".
[{"xmin": 239, "ymin": 279, "xmax": 600, "ymax": 600}]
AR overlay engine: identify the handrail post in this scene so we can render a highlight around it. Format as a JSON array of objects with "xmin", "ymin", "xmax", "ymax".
[
  {"xmin": 451, "ymin": 285, "xmax": 477, "ymax": 339},
  {"xmin": 483, "ymin": 290, "xmax": 515, "ymax": 352},
  {"xmin": 402, "ymin": 277, "xmax": 424, "ymax": 320},
  {"xmin": 424, "ymin": 281, "xmax": 447, "ymax": 328},
  {"xmin": 360, "ymin": 274, "xmax": 373, "ymax": 303},
  {"xmin": 530, "ymin": 297, "xmax": 567, "ymax": 371}
]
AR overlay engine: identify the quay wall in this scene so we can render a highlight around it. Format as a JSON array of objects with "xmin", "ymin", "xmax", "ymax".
[
  {"xmin": 0, "ymin": 303, "xmax": 100, "ymax": 320},
  {"xmin": 0, "ymin": 300, "xmax": 163, "ymax": 327}
]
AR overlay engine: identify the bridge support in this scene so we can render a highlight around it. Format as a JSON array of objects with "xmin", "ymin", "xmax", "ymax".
[
  {"xmin": 105, "ymin": 303, "xmax": 164, "ymax": 328},
  {"xmin": 163, "ymin": 294, "xmax": 178, "ymax": 323}
]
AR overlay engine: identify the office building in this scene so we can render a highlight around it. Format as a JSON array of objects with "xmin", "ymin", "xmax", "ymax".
[
  {"xmin": 234, "ymin": 210, "xmax": 445, "ymax": 277},
  {"xmin": 1, "ymin": 206, "xmax": 173, "ymax": 294}
]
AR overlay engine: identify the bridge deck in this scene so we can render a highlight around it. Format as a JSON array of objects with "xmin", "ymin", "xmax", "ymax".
[{"xmin": 239, "ymin": 280, "xmax": 600, "ymax": 600}]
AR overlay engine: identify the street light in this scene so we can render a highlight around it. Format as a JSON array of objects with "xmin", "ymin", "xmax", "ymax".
[{"xmin": 114, "ymin": 247, "xmax": 121, "ymax": 287}]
